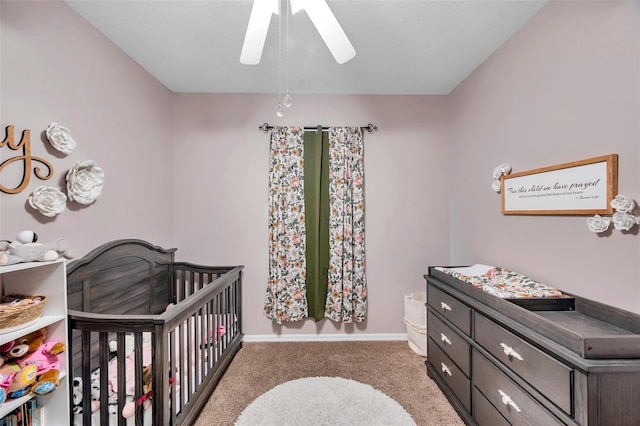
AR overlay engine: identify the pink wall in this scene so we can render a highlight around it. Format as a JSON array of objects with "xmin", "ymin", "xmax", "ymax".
[
  {"xmin": 0, "ymin": 1, "xmax": 174, "ymax": 255},
  {"xmin": 448, "ymin": 0, "xmax": 640, "ymax": 313},
  {"xmin": 171, "ymin": 94, "xmax": 451, "ymax": 336},
  {"xmin": 3, "ymin": 0, "xmax": 638, "ymax": 341}
]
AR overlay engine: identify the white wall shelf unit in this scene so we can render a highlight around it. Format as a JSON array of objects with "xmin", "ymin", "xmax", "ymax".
[{"xmin": 0, "ymin": 259, "xmax": 70, "ymax": 425}]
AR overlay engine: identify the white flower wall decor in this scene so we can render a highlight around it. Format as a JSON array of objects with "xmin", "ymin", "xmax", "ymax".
[
  {"xmin": 46, "ymin": 122, "xmax": 76, "ymax": 154},
  {"xmin": 28, "ymin": 186, "xmax": 67, "ymax": 217},
  {"xmin": 8, "ymin": 122, "xmax": 107, "ymax": 218},
  {"xmin": 66, "ymin": 160, "xmax": 105, "ymax": 205},
  {"xmin": 586, "ymin": 195, "xmax": 640, "ymax": 233},
  {"xmin": 586, "ymin": 215, "xmax": 611, "ymax": 233},
  {"xmin": 491, "ymin": 163, "xmax": 512, "ymax": 193}
]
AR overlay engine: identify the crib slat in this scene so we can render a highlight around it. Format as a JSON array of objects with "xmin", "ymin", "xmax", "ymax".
[
  {"xmin": 80, "ymin": 330, "xmax": 92, "ymax": 426},
  {"xmin": 98, "ymin": 333, "xmax": 109, "ymax": 426},
  {"xmin": 116, "ymin": 333, "xmax": 126, "ymax": 426}
]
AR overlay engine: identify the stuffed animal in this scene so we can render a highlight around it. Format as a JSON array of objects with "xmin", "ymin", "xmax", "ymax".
[
  {"xmin": 72, "ymin": 373, "xmax": 118, "ymax": 418},
  {"xmin": 122, "ymin": 364, "xmax": 175, "ymax": 418},
  {"xmin": 3, "ymin": 230, "xmax": 39, "ymax": 249},
  {"xmin": 0, "ymin": 342, "xmax": 38, "ymax": 404},
  {"xmin": 71, "ymin": 376, "xmax": 84, "ymax": 415},
  {"xmin": 0, "ymin": 233, "xmax": 73, "ymax": 266},
  {"xmin": 71, "ymin": 374, "xmax": 101, "ymax": 415},
  {"xmin": 80, "ymin": 348, "xmax": 143, "ymax": 418},
  {"xmin": 0, "ymin": 231, "xmax": 38, "ymax": 265},
  {"xmin": 122, "ymin": 365, "xmax": 153, "ymax": 418},
  {"xmin": 0, "ymin": 340, "xmax": 39, "ymax": 403},
  {"xmin": 0, "ymin": 328, "xmax": 65, "ymax": 397},
  {"xmin": 0, "ymin": 357, "xmax": 39, "ymax": 403}
]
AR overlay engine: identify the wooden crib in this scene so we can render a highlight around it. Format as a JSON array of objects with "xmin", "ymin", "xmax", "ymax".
[{"xmin": 66, "ymin": 239, "xmax": 243, "ymax": 425}]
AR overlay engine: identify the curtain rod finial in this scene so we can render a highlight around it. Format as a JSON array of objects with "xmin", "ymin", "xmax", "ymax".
[
  {"xmin": 259, "ymin": 123, "xmax": 271, "ymax": 133},
  {"xmin": 364, "ymin": 123, "xmax": 378, "ymax": 133}
]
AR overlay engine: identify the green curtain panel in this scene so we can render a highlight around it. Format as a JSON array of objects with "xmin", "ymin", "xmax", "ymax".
[
  {"xmin": 303, "ymin": 126, "xmax": 330, "ymax": 321},
  {"xmin": 265, "ymin": 126, "xmax": 367, "ymax": 324}
]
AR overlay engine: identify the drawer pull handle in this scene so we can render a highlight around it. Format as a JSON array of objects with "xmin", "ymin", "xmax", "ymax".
[
  {"xmin": 500, "ymin": 343, "xmax": 524, "ymax": 361},
  {"xmin": 440, "ymin": 302, "xmax": 452, "ymax": 312},
  {"xmin": 440, "ymin": 333, "xmax": 452, "ymax": 345},
  {"xmin": 498, "ymin": 390, "xmax": 522, "ymax": 413},
  {"xmin": 440, "ymin": 363, "xmax": 452, "ymax": 377}
]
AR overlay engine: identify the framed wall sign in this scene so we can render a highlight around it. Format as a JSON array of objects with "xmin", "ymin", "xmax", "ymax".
[{"xmin": 501, "ymin": 154, "xmax": 618, "ymax": 215}]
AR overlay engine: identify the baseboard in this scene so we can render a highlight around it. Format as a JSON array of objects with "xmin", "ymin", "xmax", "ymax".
[{"xmin": 243, "ymin": 333, "xmax": 408, "ymax": 342}]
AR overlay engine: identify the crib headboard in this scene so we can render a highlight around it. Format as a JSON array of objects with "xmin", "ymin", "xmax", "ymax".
[{"xmin": 67, "ymin": 239, "xmax": 177, "ymax": 315}]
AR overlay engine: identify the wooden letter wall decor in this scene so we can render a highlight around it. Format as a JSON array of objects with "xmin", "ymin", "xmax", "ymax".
[{"xmin": 0, "ymin": 125, "xmax": 54, "ymax": 194}]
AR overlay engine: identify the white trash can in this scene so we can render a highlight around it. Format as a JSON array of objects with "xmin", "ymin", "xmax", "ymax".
[{"xmin": 404, "ymin": 292, "xmax": 427, "ymax": 356}]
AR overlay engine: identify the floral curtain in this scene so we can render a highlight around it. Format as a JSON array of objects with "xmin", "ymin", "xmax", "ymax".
[
  {"xmin": 263, "ymin": 127, "xmax": 308, "ymax": 324},
  {"xmin": 264, "ymin": 126, "xmax": 367, "ymax": 324},
  {"xmin": 325, "ymin": 127, "xmax": 367, "ymax": 322}
]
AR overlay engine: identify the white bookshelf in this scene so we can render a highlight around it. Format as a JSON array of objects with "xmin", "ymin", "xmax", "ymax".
[{"xmin": 0, "ymin": 259, "xmax": 70, "ymax": 425}]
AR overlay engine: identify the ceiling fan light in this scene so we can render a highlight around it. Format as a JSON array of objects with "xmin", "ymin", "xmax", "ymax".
[
  {"xmin": 303, "ymin": 0, "xmax": 356, "ymax": 64},
  {"xmin": 240, "ymin": 0, "xmax": 279, "ymax": 65},
  {"xmin": 283, "ymin": 93, "xmax": 293, "ymax": 108}
]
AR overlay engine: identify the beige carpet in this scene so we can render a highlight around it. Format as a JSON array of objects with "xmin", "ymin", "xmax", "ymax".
[{"xmin": 195, "ymin": 341, "xmax": 464, "ymax": 426}]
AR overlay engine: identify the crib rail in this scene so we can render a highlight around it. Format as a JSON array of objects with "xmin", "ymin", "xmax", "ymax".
[
  {"xmin": 157, "ymin": 265, "xmax": 243, "ymax": 425},
  {"xmin": 173, "ymin": 263, "xmax": 237, "ymax": 300},
  {"xmin": 68, "ymin": 265, "xmax": 243, "ymax": 426}
]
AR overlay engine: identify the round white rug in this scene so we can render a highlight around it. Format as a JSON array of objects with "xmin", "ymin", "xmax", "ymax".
[{"xmin": 235, "ymin": 376, "xmax": 416, "ymax": 426}]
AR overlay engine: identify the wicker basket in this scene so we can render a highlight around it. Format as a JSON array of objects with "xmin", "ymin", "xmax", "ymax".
[
  {"xmin": 0, "ymin": 295, "xmax": 47, "ymax": 334},
  {"xmin": 404, "ymin": 292, "xmax": 427, "ymax": 356}
]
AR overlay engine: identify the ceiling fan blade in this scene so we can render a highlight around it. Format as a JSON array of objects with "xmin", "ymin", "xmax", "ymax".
[
  {"xmin": 289, "ymin": 0, "xmax": 305, "ymax": 15},
  {"xmin": 302, "ymin": 0, "xmax": 356, "ymax": 64},
  {"xmin": 240, "ymin": 0, "xmax": 279, "ymax": 65}
]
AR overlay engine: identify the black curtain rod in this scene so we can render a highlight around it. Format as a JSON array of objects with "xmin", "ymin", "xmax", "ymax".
[{"xmin": 258, "ymin": 123, "xmax": 378, "ymax": 134}]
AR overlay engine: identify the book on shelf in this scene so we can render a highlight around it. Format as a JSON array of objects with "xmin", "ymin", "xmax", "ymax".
[
  {"xmin": 26, "ymin": 399, "xmax": 36, "ymax": 426},
  {"xmin": 0, "ymin": 397, "xmax": 37, "ymax": 426}
]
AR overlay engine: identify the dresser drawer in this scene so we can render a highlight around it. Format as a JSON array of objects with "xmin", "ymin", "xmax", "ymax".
[
  {"xmin": 428, "ymin": 310, "xmax": 470, "ymax": 376},
  {"xmin": 427, "ymin": 284, "xmax": 471, "ymax": 336},
  {"xmin": 473, "ymin": 350, "xmax": 565, "ymax": 425},
  {"xmin": 473, "ymin": 386, "xmax": 510, "ymax": 426},
  {"xmin": 475, "ymin": 313, "xmax": 572, "ymax": 414},
  {"xmin": 428, "ymin": 337, "xmax": 471, "ymax": 411}
]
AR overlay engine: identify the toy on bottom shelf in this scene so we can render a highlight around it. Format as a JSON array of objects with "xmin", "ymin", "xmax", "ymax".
[
  {"xmin": 0, "ymin": 230, "xmax": 73, "ymax": 266},
  {"xmin": 0, "ymin": 328, "xmax": 65, "ymax": 400}
]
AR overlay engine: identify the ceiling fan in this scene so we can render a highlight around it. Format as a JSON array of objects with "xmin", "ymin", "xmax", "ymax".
[{"xmin": 240, "ymin": 0, "xmax": 356, "ymax": 65}]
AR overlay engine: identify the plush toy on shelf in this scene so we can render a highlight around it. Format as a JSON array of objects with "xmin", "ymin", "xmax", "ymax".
[
  {"xmin": 6, "ymin": 230, "xmax": 39, "ymax": 248},
  {"xmin": 0, "ymin": 230, "xmax": 73, "ymax": 266},
  {"xmin": 0, "ymin": 328, "xmax": 65, "ymax": 398},
  {"xmin": 0, "ymin": 342, "xmax": 39, "ymax": 405}
]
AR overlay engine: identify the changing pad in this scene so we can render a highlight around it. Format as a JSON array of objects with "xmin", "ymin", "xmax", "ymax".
[{"xmin": 435, "ymin": 265, "xmax": 564, "ymax": 299}]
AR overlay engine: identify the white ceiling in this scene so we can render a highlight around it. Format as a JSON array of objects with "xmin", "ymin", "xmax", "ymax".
[{"xmin": 64, "ymin": 0, "xmax": 549, "ymax": 95}]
